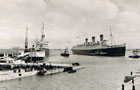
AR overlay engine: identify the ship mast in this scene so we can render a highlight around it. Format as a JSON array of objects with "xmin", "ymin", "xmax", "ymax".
[
  {"xmin": 41, "ymin": 22, "xmax": 45, "ymax": 42},
  {"xmin": 109, "ymin": 26, "xmax": 116, "ymax": 45},
  {"xmin": 25, "ymin": 25, "xmax": 28, "ymax": 52}
]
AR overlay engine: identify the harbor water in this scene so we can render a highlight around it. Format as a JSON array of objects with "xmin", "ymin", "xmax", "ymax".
[{"xmin": 0, "ymin": 50, "xmax": 139, "ymax": 90}]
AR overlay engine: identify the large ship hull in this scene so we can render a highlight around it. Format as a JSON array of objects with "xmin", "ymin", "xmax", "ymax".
[{"xmin": 72, "ymin": 46, "xmax": 126, "ymax": 56}]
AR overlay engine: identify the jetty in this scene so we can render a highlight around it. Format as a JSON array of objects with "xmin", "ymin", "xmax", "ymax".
[
  {"xmin": 117, "ymin": 71, "xmax": 140, "ymax": 90},
  {"xmin": 0, "ymin": 24, "xmax": 85, "ymax": 82},
  {"xmin": 0, "ymin": 62, "xmax": 84, "ymax": 82}
]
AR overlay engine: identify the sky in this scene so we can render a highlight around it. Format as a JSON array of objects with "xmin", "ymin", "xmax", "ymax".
[{"xmin": 0, "ymin": 0, "xmax": 140, "ymax": 49}]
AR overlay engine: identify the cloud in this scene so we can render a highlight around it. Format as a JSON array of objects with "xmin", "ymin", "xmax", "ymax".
[
  {"xmin": 44, "ymin": 0, "xmax": 119, "ymax": 47},
  {"xmin": 111, "ymin": 11, "xmax": 140, "ymax": 48},
  {"xmin": 0, "ymin": 0, "xmax": 139, "ymax": 49},
  {"xmin": 45, "ymin": 0, "xmax": 118, "ymax": 38},
  {"xmin": 0, "ymin": 0, "xmax": 48, "ymax": 48},
  {"xmin": 45, "ymin": 0, "xmax": 119, "ymax": 21}
]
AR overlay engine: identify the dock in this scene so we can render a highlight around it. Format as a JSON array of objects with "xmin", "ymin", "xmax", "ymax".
[
  {"xmin": 0, "ymin": 62, "xmax": 84, "ymax": 82},
  {"xmin": 117, "ymin": 71, "xmax": 140, "ymax": 90}
]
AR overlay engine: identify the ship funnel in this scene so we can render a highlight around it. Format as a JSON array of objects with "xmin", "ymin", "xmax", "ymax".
[
  {"xmin": 85, "ymin": 38, "xmax": 88, "ymax": 43},
  {"xmin": 100, "ymin": 34, "xmax": 104, "ymax": 41},
  {"xmin": 92, "ymin": 36, "xmax": 95, "ymax": 42}
]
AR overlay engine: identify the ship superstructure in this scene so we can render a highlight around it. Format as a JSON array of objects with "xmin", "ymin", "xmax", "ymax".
[{"xmin": 34, "ymin": 23, "xmax": 49, "ymax": 56}]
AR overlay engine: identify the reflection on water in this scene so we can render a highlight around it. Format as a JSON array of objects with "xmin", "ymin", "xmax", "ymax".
[{"xmin": 0, "ymin": 50, "xmax": 140, "ymax": 90}]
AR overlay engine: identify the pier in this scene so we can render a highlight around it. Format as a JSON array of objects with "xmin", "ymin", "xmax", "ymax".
[
  {"xmin": 117, "ymin": 71, "xmax": 140, "ymax": 90},
  {"xmin": 0, "ymin": 62, "xmax": 84, "ymax": 82}
]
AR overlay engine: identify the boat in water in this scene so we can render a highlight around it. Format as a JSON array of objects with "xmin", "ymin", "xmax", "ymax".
[
  {"xmin": 129, "ymin": 50, "xmax": 140, "ymax": 58},
  {"xmin": 17, "ymin": 23, "xmax": 49, "ymax": 62},
  {"xmin": 33, "ymin": 23, "xmax": 49, "ymax": 57},
  {"xmin": 60, "ymin": 48, "xmax": 69, "ymax": 57},
  {"xmin": 72, "ymin": 28, "xmax": 126, "ymax": 56}
]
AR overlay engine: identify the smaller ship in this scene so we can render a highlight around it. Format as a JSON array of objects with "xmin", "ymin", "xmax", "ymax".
[
  {"xmin": 17, "ymin": 24, "xmax": 48, "ymax": 62},
  {"xmin": 60, "ymin": 48, "xmax": 69, "ymax": 57},
  {"xmin": 34, "ymin": 23, "xmax": 49, "ymax": 56},
  {"xmin": 129, "ymin": 50, "xmax": 140, "ymax": 58}
]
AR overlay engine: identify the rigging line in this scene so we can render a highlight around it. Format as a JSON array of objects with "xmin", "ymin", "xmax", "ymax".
[
  {"xmin": 41, "ymin": 22, "xmax": 45, "ymax": 42},
  {"xmin": 41, "ymin": 22, "xmax": 44, "ymax": 34},
  {"xmin": 109, "ymin": 26, "xmax": 116, "ymax": 45},
  {"xmin": 25, "ymin": 25, "xmax": 28, "ymax": 49}
]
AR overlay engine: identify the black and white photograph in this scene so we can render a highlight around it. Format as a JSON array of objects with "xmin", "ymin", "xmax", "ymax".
[{"xmin": 0, "ymin": 0, "xmax": 139, "ymax": 90}]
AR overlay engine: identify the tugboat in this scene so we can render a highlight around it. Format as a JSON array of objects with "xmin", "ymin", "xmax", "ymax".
[
  {"xmin": 129, "ymin": 50, "xmax": 139, "ymax": 58},
  {"xmin": 60, "ymin": 48, "xmax": 69, "ymax": 57},
  {"xmin": 72, "ymin": 27, "xmax": 126, "ymax": 56}
]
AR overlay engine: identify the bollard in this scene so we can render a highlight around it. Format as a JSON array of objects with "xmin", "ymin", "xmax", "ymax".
[
  {"xmin": 132, "ymin": 79, "xmax": 134, "ymax": 84},
  {"xmin": 131, "ymin": 71, "xmax": 133, "ymax": 76},
  {"xmin": 122, "ymin": 84, "xmax": 124, "ymax": 90},
  {"xmin": 18, "ymin": 69, "xmax": 21, "ymax": 73},
  {"xmin": 132, "ymin": 84, "xmax": 135, "ymax": 90},
  {"xmin": 19, "ymin": 73, "xmax": 22, "ymax": 77},
  {"xmin": 13, "ymin": 69, "xmax": 16, "ymax": 73},
  {"xmin": 25, "ymin": 68, "xmax": 26, "ymax": 72},
  {"xmin": 30, "ymin": 67, "xmax": 33, "ymax": 71}
]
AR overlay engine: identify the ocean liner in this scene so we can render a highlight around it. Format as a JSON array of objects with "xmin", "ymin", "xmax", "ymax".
[{"xmin": 72, "ymin": 30, "xmax": 126, "ymax": 56}]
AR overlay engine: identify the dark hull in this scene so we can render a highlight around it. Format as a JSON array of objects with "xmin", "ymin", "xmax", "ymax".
[
  {"xmin": 72, "ymin": 47, "xmax": 126, "ymax": 56},
  {"xmin": 129, "ymin": 55, "xmax": 139, "ymax": 58},
  {"xmin": 60, "ymin": 53, "xmax": 69, "ymax": 57},
  {"xmin": 25, "ymin": 57, "xmax": 44, "ymax": 62}
]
